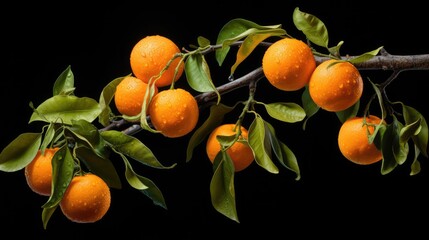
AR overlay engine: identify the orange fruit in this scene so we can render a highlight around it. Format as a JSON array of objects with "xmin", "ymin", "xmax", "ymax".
[
  {"xmin": 114, "ymin": 75, "xmax": 158, "ymax": 116},
  {"xmin": 60, "ymin": 173, "xmax": 111, "ymax": 223},
  {"xmin": 262, "ymin": 37, "xmax": 316, "ymax": 91},
  {"xmin": 130, "ymin": 35, "xmax": 184, "ymax": 88},
  {"xmin": 24, "ymin": 147, "xmax": 59, "ymax": 196},
  {"xmin": 148, "ymin": 88, "xmax": 199, "ymax": 138},
  {"xmin": 337, "ymin": 115, "xmax": 384, "ymax": 165},
  {"xmin": 206, "ymin": 124, "xmax": 254, "ymax": 172},
  {"xmin": 309, "ymin": 59, "xmax": 363, "ymax": 112}
]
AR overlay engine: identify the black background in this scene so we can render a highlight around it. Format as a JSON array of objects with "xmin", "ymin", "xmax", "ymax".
[{"xmin": 1, "ymin": 1, "xmax": 429, "ymax": 239}]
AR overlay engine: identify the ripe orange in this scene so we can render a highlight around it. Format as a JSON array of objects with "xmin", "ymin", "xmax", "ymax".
[
  {"xmin": 60, "ymin": 173, "xmax": 111, "ymax": 223},
  {"xmin": 24, "ymin": 147, "xmax": 59, "ymax": 196},
  {"xmin": 337, "ymin": 115, "xmax": 384, "ymax": 165},
  {"xmin": 114, "ymin": 75, "xmax": 158, "ymax": 116},
  {"xmin": 148, "ymin": 88, "xmax": 199, "ymax": 138},
  {"xmin": 130, "ymin": 35, "xmax": 184, "ymax": 88},
  {"xmin": 206, "ymin": 124, "xmax": 254, "ymax": 172},
  {"xmin": 262, "ymin": 37, "xmax": 316, "ymax": 91},
  {"xmin": 309, "ymin": 59, "xmax": 363, "ymax": 112}
]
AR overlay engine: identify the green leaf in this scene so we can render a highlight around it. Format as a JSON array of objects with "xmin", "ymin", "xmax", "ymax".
[
  {"xmin": 248, "ymin": 114, "xmax": 279, "ymax": 174},
  {"xmin": 391, "ymin": 116, "xmax": 409, "ymax": 165},
  {"xmin": 301, "ymin": 86, "xmax": 319, "ymax": 130},
  {"xmin": 68, "ymin": 119, "xmax": 109, "ymax": 158},
  {"xmin": 75, "ymin": 146, "xmax": 121, "ymax": 189},
  {"xmin": 186, "ymin": 103, "xmax": 235, "ymax": 162},
  {"xmin": 348, "ymin": 46, "xmax": 384, "ymax": 64},
  {"xmin": 42, "ymin": 205, "xmax": 57, "ymax": 229},
  {"xmin": 53, "ymin": 65, "xmax": 75, "ymax": 96},
  {"xmin": 98, "ymin": 76, "xmax": 125, "ymax": 127},
  {"xmin": 402, "ymin": 104, "xmax": 428, "ymax": 157},
  {"xmin": 292, "ymin": 7, "xmax": 329, "ymax": 48},
  {"xmin": 40, "ymin": 123, "xmax": 56, "ymax": 152},
  {"xmin": 336, "ymin": 100, "xmax": 359, "ymax": 123},
  {"xmin": 230, "ymin": 33, "xmax": 272, "ymax": 75},
  {"xmin": 264, "ymin": 121, "xmax": 300, "ymax": 180},
  {"xmin": 0, "ymin": 132, "xmax": 42, "ymax": 172},
  {"xmin": 197, "ymin": 36, "xmax": 210, "ymax": 47},
  {"xmin": 210, "ymin": 151, "xmax": 238, "ymax": 222},
  {"xmin": 380, "ymin": 123, "xmax": 398, "ymax": 175},
  {"xmin": 101, "ymin": 130, "xmax": 175, "ymax": 169},
  {"xmin": 185, "ymin": 53, "xmax": 220, "ymax": 100},
  {"xmin": 259, "ymin": 102, "xmax": 306, "ymax": 123},
  {"xmin": 116, "ymin": 152, "xmax": 148, "ymax": 190},
  {"xmin": 42, "ymin": 145, "xmax": 75, "ymax": 209},
  {"xmin": 410, "ymin": 146, "xmax": 421, "ymax": 176},
  {"xmin": 215, "ymin": 18, "xmax": 285, "ymax": 66},
  {"xmin": 29, "ymin": 95, "xmax": 102, "ymax": 125}
]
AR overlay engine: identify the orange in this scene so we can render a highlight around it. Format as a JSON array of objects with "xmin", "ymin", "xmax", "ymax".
[
  {"xmin": 262, "ymin": 37, "xmax": 316, "ymax": 91},
  {"xmin": 337, "ymin": 115, "xmax": 384, "ymax": 165},
  {"xmin": 114, "ymin": 75, "xmax": 158, "ymax": 116},
  {"xmin": 309, "ymin": 59, "xmax": 363, "ymax": 112},
  {"xmin": 148, "ymin": 88, "xmax": 199, "ymax": 138},
  {"xmin": 206, "ymin": 124, "xmax": 254, "ymax": 172},
  {"xmin": 130, "ymin": 35, "xmax": 184, "ymax": 88},
  {"xmin": 24, "ymin": 147, "xmax": 59, "ymax": 196},
  {"xmin": 60, "ymin": 173, "xmax": 111, "ymax": 223}
]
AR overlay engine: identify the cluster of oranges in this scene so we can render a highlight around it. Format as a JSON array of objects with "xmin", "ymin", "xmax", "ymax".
[
  {"xmin": 262, "ymin": 37, "xmax": 383, "ymax": 166},
  {"xmin": 114, "ymin": 35, "xmax": 198, "ymax": 138},
  {"xmin": 24, "ymin": 147, "xmax": 111, "ymax": 223},
  {"xmin": 22, "ymin": 34, "xmax": 385, "ymax": 226}
]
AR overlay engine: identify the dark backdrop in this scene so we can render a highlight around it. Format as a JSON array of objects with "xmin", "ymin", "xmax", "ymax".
[{"xmin": 2, "ymin": 1, "xmax": 428, "ymax": 238}]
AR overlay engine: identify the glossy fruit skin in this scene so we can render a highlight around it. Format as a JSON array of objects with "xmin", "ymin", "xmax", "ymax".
[
  {"xmin": 60, "ymin": 173, "xmax": 111, "ymax": 223},
  {"xmin": 24, "ymin": 147, "xmax": 60, "ymax": 196},
  {"xmin": 206, "ymin": 124, "xmax": 254, "ymax": 172},
  {"xmin": 130, "ymin": 35, "xmax": 184, "ymax": 88},
  {"xmin": 262, "ymin": 38, "xmax": 316, "ymax": 91},
  {"xmin": 338, "ymin": 115, "xmax": 384, "ymax": 165},
  {"xmin": 114, "ymin": 76, "xmax": 158, "ymax": 116},
  {"xmin": 148, "ymin": 88, "xmax": 199, "ymax": 138},
  {"xmin": 309, "ymin": 59, "xmax": 363, "ymax": 112}
]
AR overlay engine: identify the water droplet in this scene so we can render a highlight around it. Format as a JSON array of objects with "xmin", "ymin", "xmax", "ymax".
[{"xmin": 228, "ymin": 75, "xmax": 234, "ymax": 81}]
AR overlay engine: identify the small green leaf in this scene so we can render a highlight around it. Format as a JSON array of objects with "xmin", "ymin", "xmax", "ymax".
[
  {"xmin": 301, "ymin": 86, "xmax": 319, "ymax": 130},
  {"xmin": 186, "ymin": 103, "xmax": 235, "ymax": 162},
  {"xmin": 348, "ymin": 46, "xmax": 384, "ymax": 64},
  {"xmin": 259, "ymin": 102, "xmax": 306, "ymax": 123},
  {"xmin": 53, "ymin": 65, "xmax": 75, "ymax": 96},
  {"xmin": 185, "ymin": 53, "xmax": 220, "ymax": 101},
  {"xmin": 410, "ymin": 146, "xmax": 421, "ymax": 176},
  {"xmin": 210, "ymin": 151, "xmax": 238, "ymax": 222},
  {"xmin": 402, "ymin": 104, "xmax": 428, "ymax": 157},
  {"xmin": 197, "ymin": 36, "xmax": 210, "ymax": 47},
  {"xmin": 42, "ymin": 145, "xmax": 75, "ymax": 209},
  {"xmin": 380, "ymin": 123, "xmax": 398, "ymax": 175},
  {"xmin": 117, "ymin": 152, "xmax": 148, "ymax": 190},
  {"xmin": 230, "ymin": 33, "xmax": 275, "ymax": 75},
  {"xmin": 29, "ymin": 95, "xmax": 102, "ymax": 125},
  {"xmin": 264, "ymin": 121, "xmax": 300, "ymax": 180},
  {"xmin": 101, "ymin": 130, "xmax": 175, "ymax": 169},
  {"xmin": 293, "ymin": 7, "xmax": 329, "ymax": 48},
  {"xmin": 0, "ymin": 132, "xmax": 42, "ymax": 172},
  {"xmin": 75, "ymin": 146, "xmax": 121, "ymax": 189},
  {"xmin": 42, "ymin": 205, "xmax": 57, "ymax": 230},
  {"xmin": 391, "ymin": 116, "xmax": 409, "ymax": 165},
  {"xmin": 40, "ymin": 123, "xmax": 56, "ymax": 152},
  {"xmin": 98, "ymin": 76, "xmax": 125, "ymax": 127},
  {"xmin": 139, "ymin": 174, "xmax": 168, "ymax": 209},
  {"xmin": 336, "ymin": 100, "xmax": 359, "ymax": 123},
  {"xmin": 215, "ymin": 18, "xmax": 284, "ymax": 66},
  {"xmin": 248, "ymin": 114, "xmax": 279, "ymax": 174}
]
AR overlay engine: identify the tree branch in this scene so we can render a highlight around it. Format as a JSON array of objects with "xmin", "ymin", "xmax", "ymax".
[{"xmin": 106, "ymin": 51, "xmax": 429, "ymax": 135}]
